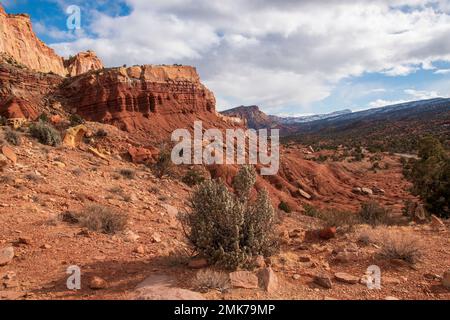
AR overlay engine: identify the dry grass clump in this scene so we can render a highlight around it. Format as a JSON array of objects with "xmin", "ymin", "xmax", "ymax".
[
  {"xmin": 192, "ymin": 269, "xmax": 230, "ymax": 293},
  {"xmin": 378, "ymin": 232, "xmax": 423, "ymax": 264},
  {"xmin": 357, "ymin": 227, "xmax": 423, "ymax": 264},
  {"xmin": 119, "ymin": 168, "xmax": 136, "ymax": 180},
  {"xmin": 61, "ymin": 205, "xmax": 128, "ymax": 234}
]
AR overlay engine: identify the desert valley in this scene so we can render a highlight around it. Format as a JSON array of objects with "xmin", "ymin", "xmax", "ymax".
[{"xmin": 0, "ymin": 3, "xmax": 449, "ymax": 302}]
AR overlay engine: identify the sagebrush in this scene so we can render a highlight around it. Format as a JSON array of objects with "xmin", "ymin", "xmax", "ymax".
[
  {"xmin": 29, "ymin": 121, "xmax": 61, "ymax": 146},
  {"xmin": 181, "ymin": 165, "xmax": 277, "ymax": 269}
]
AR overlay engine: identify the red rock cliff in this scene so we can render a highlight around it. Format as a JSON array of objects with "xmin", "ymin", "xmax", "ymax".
[
  {"xmin": 60, "ymin": 65, "xmax": 222, "ymax": 139},
  {"xmin": 64, "ymin": 51, "xmax": 104, "ymax": 77}
]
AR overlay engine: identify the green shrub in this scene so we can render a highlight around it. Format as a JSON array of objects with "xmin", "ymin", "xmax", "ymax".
[
  {"xmin": 37, "ymin": 113, "xmax": 49, "ymax": 123},
  {"xmin": 95, "ymin": 129, "xmax": 108, "ymax": 137},
  {"xmin": 278, "ymin": 201, "xmax": 292, "ymax": 213},
  {"xmin": 407, "ymin": 136, "xmax": 449, "ymax": 218},
  {"xmin": 182, "ymin": 168, "xmax": 206, "ymax": 187},
  {"xmin": 303, "ymin": 204, "xmax": 320, "ymax": 217},
  {"xmin": 29, "ymin": 121, "xmax": 61, "ymax": 146},
  {"xmin": 181, "ymin": 166, "xmax": 277, "ymax": 269},
  {"xmin": 232, "ymin": 165, "xmax": 256, "ymax": 200},
  {"xmin": 359, "ymin": 201, "xmax": 390, "ymax": 227},
  {"xmin": 5, "ymin": 128, "xmax": 21, "ymax": 146},
  {"xmin": 152, "ymin": 149, "xmax": 172, "ymax": 178},
  {"xmin": 69, "ymin": 114, "xmax": 85, "ymax": 127}
]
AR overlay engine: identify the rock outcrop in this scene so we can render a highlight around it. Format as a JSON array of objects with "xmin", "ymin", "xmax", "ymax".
[
  {"xmin": 0, "ymin": 6, "xmax": 65, "ymax": 75},
  {"xmin": 64, "ymin": 51, "xmax": 104, "ymax": 77},
  {"xmin": 60, "ymin": 65, "xmax": 221, "ymax": 138},
  {"xmin": 0, "ymin": 4, "xmax": 102, "ymax": 77},
  {"xmin": 0, "ymin": 63, "xmax": 63, "ymax": 120}
]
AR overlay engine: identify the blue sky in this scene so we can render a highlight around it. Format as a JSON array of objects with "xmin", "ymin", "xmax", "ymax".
[{"xmin": 2, "ymin": 0, "xmax": 450, "ymax": 116}]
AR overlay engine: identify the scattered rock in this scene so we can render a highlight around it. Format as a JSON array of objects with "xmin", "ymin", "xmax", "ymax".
[
  {"xmin": 442, "ymin": 270, "xmax": 450, "ymax": 289},
  {"xmin": 89, "ymin": 276, "xmax": 108, "ymax": 290},
  {"xmin": 334, "ymin": 272, "xmax": 359, "ymax": 284},
  {"xmin": 313, "ymin": 273, "xmax": 332, "ymax": 289},
  {"xmin": 430, "ymin": 215, "xmax": 446, "ymax": 231},
  {"xmin": 1, "ymin": 145, "xmax": 17, "ymax": 164},
  {"xmin": 0, "ymin": 291, "xmax": 25, "ymax": 300},
  {"xmin": 298, "ymin": 189, "xmax": 311, "ymax": 200},
  {"xmin": 188, "ymin": 258, "xmax": 208, "ymax": 269},
  {"xmin": 334, "ymin": 251, "xmax": 358, "ymax": 263},
  {"xmin": 151, "ymin": 232, "xmax": 162, "ymax": 243},
  {"xmin": 17, "ymin": 237, "xmax": 32, "ymax": 245},
  {"xmin": 289, "ymin": 229, "xmax": 302, "ymax": 239},
  {"xmin": 135, "ymin": 275, "xmax": 204, "ymax": 300},
  {"xmin": 293, "ymin": 274, "xmax": 301, "ymax": 280},
  {"xmin": 2, "ymin": 271, "xmax": 19, "ymax": 288},
  {"xmin": 40, "ymin": 244, "xmax": 52, "ymax": 249},
  {"xmin": 0, "ymin": 247, "xmax": 14, "ymax": 266},
  {"xmin": 229, "ymin": 271, "xmax": 259, "ymax": 289},
  {"xmin": 258, "ymin": 267, "xmax": 278, "ymax": 293},
  {"xmin": 385, "ymin": 296, "xmax": 400, "ymax": 300},
  {"xmin": 383, "ymin": 276, "xmax": 402, "ymax": 285},
  {"xmin": 162, "ymin": 204, "xmax": 178, "ymax": 219},
  {"xmin": 361, "ymin": 187, "xmax": 373, "ymax": 196},
  {"xmin": 299, "ymin": 255, "xmax": 312, "ymax": 263},
  {"xmin": 123, "ymin": 230, "xmax": 140, "ymax": 242},
  {"xmin": 134, "ymin": 245, "xmax": 145, "ymax": 254},
  {"xmin": 253, "ymin": 255, "xmax": 266, "ymax": 269},
  {"xmin": 352, "ymin": 187, "xmax": 362, "ymax": 194},
  {"xmin": 63, "ymin": 125, "xmax": 87, "ymax": 149},
  {"xmin": 372, "ymin": 187, "xmax": 385, "ymax": 195},
  {"xmin": 53, "ymin": 161, "xmax": 66, "ymax": 168},
  {"xmin": 318, "ymin": 227, "xmax": 336, "ymax": 240}
]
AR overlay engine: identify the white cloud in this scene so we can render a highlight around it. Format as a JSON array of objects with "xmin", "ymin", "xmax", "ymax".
[
  {"xmin": 48, "ymin": 0, "xmax": 450, "ymax": 112},
  {"xmin": 368, "ymin": 88, "xmax": 447, "ymax": 108},
  {"xmin": 435, "ymin": 69, "xmax": 450, "ymax": 74}
]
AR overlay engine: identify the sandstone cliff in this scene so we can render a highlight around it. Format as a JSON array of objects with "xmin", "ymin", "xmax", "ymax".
[
  {"xmin": 0, "ymin": 62, "xmax": 63, "ymax": 119},
  {"xmin": 0, "ymin": 4, "xmax": 103, "ymax": 77},
  {"xmin": 0, "ymin": 6, "xmax": 66, "ymax": 75},
  {"xmin": 59, "ymin": 65, "xmax": 224, "ymax": 139},
  {"xmin": 64, "ymin": 51, "xmax": 104, "ymax": 77}
]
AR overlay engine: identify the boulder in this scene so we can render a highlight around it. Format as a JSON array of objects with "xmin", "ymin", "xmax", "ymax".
[
  {"xmin": 258, "ymin": 267, "xmax": 278, "ymax": 293},
  {"xmin": 430, "ymin": 215, "xmax": 445, "ymax": 231},
  {"xmin": 135, "ymin": 275, "xmax": 204, "ymax": 300},
  {"xmin": 128, "ymin": 146, "xmax": 158, "ymax": 164},
  {"xmin": 442, "ymin": 270, "xmax": 450, "ymax": 289},
  {"xmin": 313, "ymin": 273, "xmax": 332, "ymax": 289},
  {"xmin": 1, "ymin": 145, "xmax": 17, "ymax": 164},
  {"xmin": 319, "ymin": 227, "xmax": 336, "ymax": 240},
  {"xmin": 89, "ymin": 276, "xmax": 108, "ymax": 290},
  {"xmin": 188, "ymin": 258, "xmax": 208, "ymax": 269},
  {"xmin": 334, "ymin": 272, "xmax": 359, "ymax": 284},
  {"xmin": 361, "ymin": 187, "xmax": 373, "ymax": 196},
  {"xmin": 229, "ymin": 271, "xmax": 259, "ymax": 289},
  {"xmin": 298, "ymin": 188, "xmax": 312, "ymax": 200},
  {"xmin": 0, "ymin": 247, "xmax": 14, "ymax": 266},
  {"xmin": 63, "ymin": 125, "xmax": 88, "ymax": 148}
]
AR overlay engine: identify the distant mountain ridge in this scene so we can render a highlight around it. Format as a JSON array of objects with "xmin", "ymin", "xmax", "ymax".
[
  {"xmin": 220, "ymin": 105, "xmax": 352, "ymax": 130},
  {"xmin": 286, "ymin": 97, "xmax": 450, "ymax": 153},
  {"xmin": 272, "ymin": 109, "xmax": 352, "ymax": 124}
]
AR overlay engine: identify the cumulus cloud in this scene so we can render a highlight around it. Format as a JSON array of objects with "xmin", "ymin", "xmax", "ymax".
[
  {"xmin": 48, "ymin": 0, "xmax": 450, "ymax": 112},
  {"xmin": 369, "ymin": 88, "xmax": 447, "ymax": 107}
]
